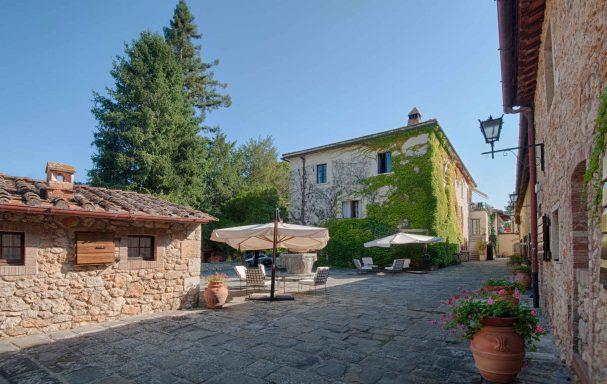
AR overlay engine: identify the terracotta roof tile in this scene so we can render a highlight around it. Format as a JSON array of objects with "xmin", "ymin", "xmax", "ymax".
[{"xmin": 0, "ymin": 172, "xmax": 216, "ymax": 223}]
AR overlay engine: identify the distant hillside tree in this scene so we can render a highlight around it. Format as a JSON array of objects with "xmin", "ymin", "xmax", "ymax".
[
  {"xmin": 164, "ymin": 0, "xmax": 231, "ymax": 122},
  {"xmin": 89, "ymin": 32, "xmax": 206, "ymax": 207}
]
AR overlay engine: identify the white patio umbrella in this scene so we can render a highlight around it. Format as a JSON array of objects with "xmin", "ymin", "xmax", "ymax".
[
  {"xmin": 210, "ymin": 208, "xmax": 329, "ymax": 300},
  {"xmin": 363, "ymin": 232, "xmax": 443, "ymax": 248}
]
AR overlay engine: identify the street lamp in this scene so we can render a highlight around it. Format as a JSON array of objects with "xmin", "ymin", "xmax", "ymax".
[
  {"xmin": 479, "ymin": 115, "xmax": 503, "ymax": 159},
  {"xmin": 509, "ymin": 193, "xmax": 518, "ymax": 207},
  {"xmin": 478, "ymin": 114, "xmax": 545, "ymax": 171}
]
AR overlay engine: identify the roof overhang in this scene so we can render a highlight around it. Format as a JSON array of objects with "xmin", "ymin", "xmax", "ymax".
[
  {"xmin": 0, "ymin": 204, "xmax": 217, "ymax": 224},
  {"xmin": 497, "ymin": 0, "xmax": 546, "ymax": 112},
  {"xmin": 497, "ymin": 0, "xmax": 545, "ymax": 219}
]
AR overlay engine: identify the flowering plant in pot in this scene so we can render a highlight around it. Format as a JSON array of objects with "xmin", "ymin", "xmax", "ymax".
[
  {"xmin": 204, "ymin": 273, "xmax": 229, "ymax": 309},
  {"xmin": 507, "ymin": 254, "xmax": 524, "ymax": 267},
  {"xmin": 512, "ymin": 265, "xmax": 532, "ymax": 289},
  {"xmin": 433, "ymin": 288, "xmax": 547, "ymax": 383}
]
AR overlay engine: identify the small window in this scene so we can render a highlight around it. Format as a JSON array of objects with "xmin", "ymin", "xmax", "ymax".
[
  {"xmin": 0, "ymin": 232, "xmax": 25, "ymax": 265},
  {"xmin": 550, "ymin": 210, "xmax": 560, "ymax": 261},
  {"xmin": 377, "ymin": 152, "xmax": 392, "ymax": 174},
  {"xmin": 128, "ymin": 236, "xmax": 155, "ymax": 260},
  {"xmin": 316, "ymin": 164, "xmax": 327, "ymax": 184},
  {"xmin": 342, "ymin": 200, "xmax": 360, "ymax": 219},
  {"xmin": 471, "ymin": 219, "xmax": 480, "ymax": 235}
]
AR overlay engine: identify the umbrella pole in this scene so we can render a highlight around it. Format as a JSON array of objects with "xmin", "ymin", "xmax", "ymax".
[{"xmin": 270, "ymin": 207, "xmax": 278, "ymax": 299}]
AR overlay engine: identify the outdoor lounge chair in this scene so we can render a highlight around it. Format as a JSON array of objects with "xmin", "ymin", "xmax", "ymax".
[
  {"xmin": 384, "ymin": 258, "xmax": 406, "ymax": 273},
  {"xmin": 353, "ymin": 259, "xmax": 373, "ymax": 273},
  {"xmin": 234, "ymin": 265, "xmax": 247, "ymax": 289},
  {"xmin": 298, "ymin": 267, "xmax": 330, "ymax": 294},
  {"xmin": 245, "ymin": 267, "xmax": 271, "ymax": 296},
  {"xmin": 362, "ymin": 257, "xmax": 378, "ymax": 270}
]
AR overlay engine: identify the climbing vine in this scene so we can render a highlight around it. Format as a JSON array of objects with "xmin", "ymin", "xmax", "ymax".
[
  {"xmin": 584, "ymin": 86, "xmax": 607, "ymax": 216},
  {"xmin": 320, "ymin": 124, "xmax": 465, "ymax": 268}
]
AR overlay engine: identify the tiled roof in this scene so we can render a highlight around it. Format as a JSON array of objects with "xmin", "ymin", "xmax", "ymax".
[{"xmin": 0, "ymin": 173, "xmax": 216, "ymax": 224}]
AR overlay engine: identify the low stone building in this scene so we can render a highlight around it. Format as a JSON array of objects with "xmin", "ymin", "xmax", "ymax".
[
  {"xmin": 496, "ymin": 0, "xmax": 607, "ymax": 382},
  {"xmin": 0, "ymin": 163, "xmax": 215, "ymax": 337},
  {"xmin": 283, "ymin": 108, "xmax": 477, "ymax": 247}
]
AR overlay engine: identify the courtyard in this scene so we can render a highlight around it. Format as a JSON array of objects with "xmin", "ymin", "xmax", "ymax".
[{"xmin": 0, "ymin": 260, "xmax": 573, "ymax": 384}]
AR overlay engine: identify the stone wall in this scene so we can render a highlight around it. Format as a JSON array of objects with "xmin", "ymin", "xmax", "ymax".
[
  {"xmin": 0, "ymin": 212, "xmax": 202, "ymax": 338},
  {"xmin": 532, "ymin": 0, "xmax": 607, "ymax": 382}
]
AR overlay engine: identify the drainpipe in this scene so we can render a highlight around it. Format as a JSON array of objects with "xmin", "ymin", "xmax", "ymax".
[
  {"xmin": 300, "ymin": 156, "xmax": 306, "ymax": 225},
  {"xmin": 524, "ymin": 110, "xmax": 540, "ymax": 308}
]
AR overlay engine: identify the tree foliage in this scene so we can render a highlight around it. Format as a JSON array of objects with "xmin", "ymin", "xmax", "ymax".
[
  {"xmin": 164, "ymin": 0, "xmax": 231, "ymax": 121},
  {"xmin": 89, "ymin": 32, "xmax": 206, "ymax": 207}
]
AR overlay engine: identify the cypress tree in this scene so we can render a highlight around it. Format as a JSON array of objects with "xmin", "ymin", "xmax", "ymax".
[
  {"xmin": 164, "ymin": 0, "xmax": 231, "ymax": 121},
  {"xmin": 89, "ymin": 32, "xmax": 206, "ymax": 207}
]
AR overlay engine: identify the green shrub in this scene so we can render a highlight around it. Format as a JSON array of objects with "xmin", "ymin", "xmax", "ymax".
[{"xmin": 427, "ymin": 242, "xmax": 459, "ymax": 268}]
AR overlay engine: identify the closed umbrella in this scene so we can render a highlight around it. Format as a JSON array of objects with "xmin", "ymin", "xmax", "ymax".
[{"xmin": 210, "ymin": 208, "xmax": 329, "ymax": 300}]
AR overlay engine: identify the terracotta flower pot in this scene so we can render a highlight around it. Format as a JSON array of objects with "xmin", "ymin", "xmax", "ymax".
[
  {"xmin": 470, "ymin": 317, "xmax": 525, "ymax": 383},
  {"xmin": 514, "ymin": 271, "xmax": 531, "ymax": 289},
  {"xmin": 204, "ymin": 282, "xmax": 228, "ymax": 309}
]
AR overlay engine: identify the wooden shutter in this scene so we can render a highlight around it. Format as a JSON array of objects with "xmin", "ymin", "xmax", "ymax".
[
  {"xmin": 76, "ymin": 232, "xmax": 115, "ymax": 265},
  {"xmin": 538, "ymin": 214, "xmax": 551, "ymax": 261}
]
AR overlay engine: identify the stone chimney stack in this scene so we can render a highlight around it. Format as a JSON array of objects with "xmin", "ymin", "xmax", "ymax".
[
  {"xmin": 46, "ymin": 162, "xmax": 75, "ymax": 201},
  {"xmin": 407, "ymin": 107, "xmax": 422, "ymax": 126}
]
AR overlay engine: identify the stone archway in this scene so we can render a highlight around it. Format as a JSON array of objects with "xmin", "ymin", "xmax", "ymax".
[{"xmin": 570, "ymin": 161, "xmax": 590, "ymax": 370}]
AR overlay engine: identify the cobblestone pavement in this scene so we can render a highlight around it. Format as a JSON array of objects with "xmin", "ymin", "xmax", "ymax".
[{"xmin": 0, "ymin": 260, "xmax": 575, "ymax": 383}]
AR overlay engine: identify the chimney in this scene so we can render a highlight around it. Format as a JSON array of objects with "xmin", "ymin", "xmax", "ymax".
[
  {"xmin": 407, "ymin": 107, "xmax": 422, "ymax": 125},
  {"xmin": 46, "ymin": 162, "xmax": 75, "ymax": 200}
]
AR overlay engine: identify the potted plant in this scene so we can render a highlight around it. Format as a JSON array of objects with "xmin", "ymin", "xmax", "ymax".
[
  {"xmin": 433, "ymin": 289, "xmax": 546, "ymax": 383},
  {"xmin": 204, "ymin": 272, "xmax": 229, "ymax": 309},
  {"xmin": 508, "ymin": 254, "xmax": 523, "ymax": 267},
  {"xmin": 513, "ymin": 265, "xmax": 532, "ymax": 289}
]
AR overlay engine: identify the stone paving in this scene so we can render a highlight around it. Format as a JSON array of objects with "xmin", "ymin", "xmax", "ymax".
[{"xmin": 0, "ymin": 260, "xmax": 575, "ymax": 383}]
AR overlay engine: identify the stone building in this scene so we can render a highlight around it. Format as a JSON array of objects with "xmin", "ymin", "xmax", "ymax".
[
  {"xmin": 496, "ymin": 0, "xmax": 607, "ymax": 382},
  {"xmin": 283, "ymin": 108, "xmax": 477, "ymax": 247},
  {"xmin": 0, "ymin": 163, "xmax": 215, "ymax": 338}
]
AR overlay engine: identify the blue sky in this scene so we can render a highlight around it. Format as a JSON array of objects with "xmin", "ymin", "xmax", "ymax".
[{"xmin": 0, "ymin": 0, "xmax": 519, "ymax": 209}]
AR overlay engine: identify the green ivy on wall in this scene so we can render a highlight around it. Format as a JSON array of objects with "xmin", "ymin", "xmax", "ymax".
[
  {"xmin": 322, "ymin": 124, "xmax": 465, "ymax": 268},
  {"xmin": 584, "ymin": 86, "xmax": 607, "ymax": 216}
]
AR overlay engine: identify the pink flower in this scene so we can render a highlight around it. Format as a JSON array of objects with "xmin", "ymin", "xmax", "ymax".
[
  {"xmin": 461, "ymin": 289, "xmax": 467, "ymax": 294},
  {"xmin": 531, "ymin": 310, "xmax": 539, "ymax": 317},
  {"xmin": 454, "ymin": 294, "xmax": 460, "ymax": 300},
  {"xmin": 513, "ymin": 289, "xmax": 521, "ymax": 299},
  {"xmin": 430, "ymin": 319, "xmax": 437, "ymax": 326},
  {"xmin": 474, "ymin": 289, "xmax": 480, "ymax": 295},
  {"xmin": 457, "ymin": 286, "xmax": 463, "ymax": 291},
  {"xmin": 449, "ymin": 329, "xmax": 456, "ymax": 334},
  {"xmin": 464, "ymin": 296, "xmax": 469, "ymax": 299},
  {"xmin": 497, "ymin": 289, "xmax": 506, "ymax": 295},
  {"xmin": 457, "ymin": 324, "xmax": 465, "ymax": 331},
  {"xmin": 535, "ymin": 325, "xmax": 545, "ymax": 334},
  {"xmin": 487, "ymin": 298, "xmax": 495, "ymax": 305}
]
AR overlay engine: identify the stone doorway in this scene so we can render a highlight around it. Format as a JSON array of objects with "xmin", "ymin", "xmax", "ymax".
[{"xmin": 570, "ymin": 161, "xmax": 590, "ymax": 380}]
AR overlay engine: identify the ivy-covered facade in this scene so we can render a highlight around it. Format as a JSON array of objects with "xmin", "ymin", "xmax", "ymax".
[{"xmin": 283, "ymin": 110, "xmax": 477, "ymax": 255}]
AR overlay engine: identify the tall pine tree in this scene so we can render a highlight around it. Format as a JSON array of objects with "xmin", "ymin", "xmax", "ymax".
[
  {"xmin": 89, "ymin": 32, "xmax": 207, "ymax": 207},
  {"xmin": 164, "ymin": 0, "xmax": 231, "ymax": 121}
]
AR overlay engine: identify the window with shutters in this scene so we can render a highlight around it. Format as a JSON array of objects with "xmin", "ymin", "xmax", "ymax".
[
  {"xmin": 377, "ymin": 152, "xmax": 392, "ymax": 174},
  {"xmin": 550, "ymin": 210, "xmax": 560, "ymax": 261},
  {"xmin": 316, "ymin": 164, "xmax": 327, "ymax": 184},
  {"xmin": 342, "ymin": 200, "xmax": 360, "ymax": 219},
  {"xmin": 541, "ymin": 214, "xmax": 551, "ymax": 261},
  {"xmin": 471, "ymin": 219, "xmax": 480, "ymax": 235}
]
